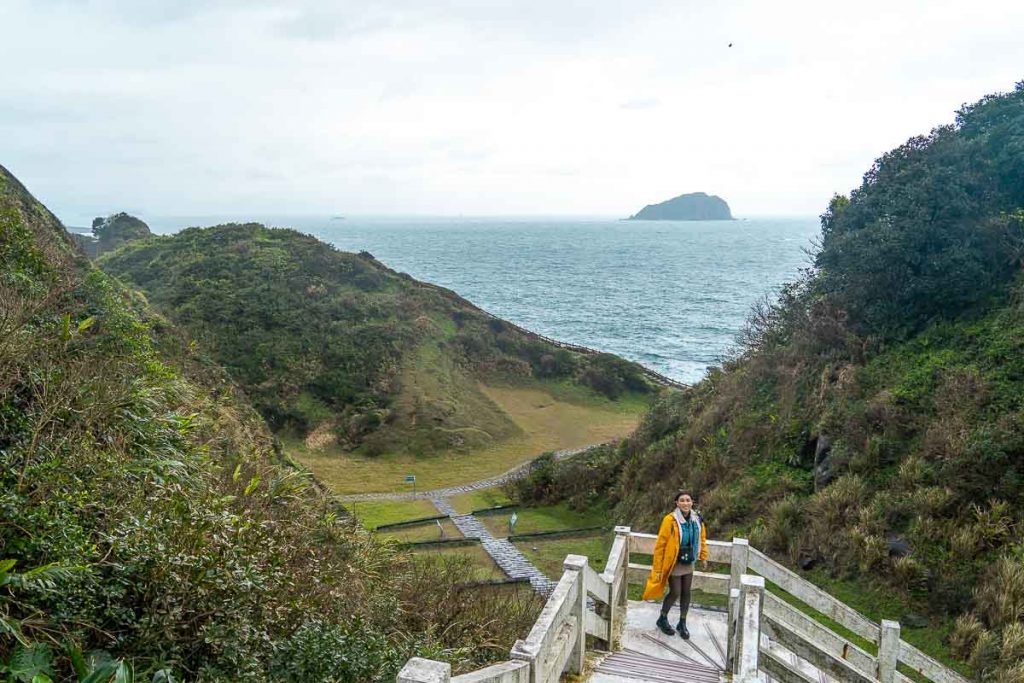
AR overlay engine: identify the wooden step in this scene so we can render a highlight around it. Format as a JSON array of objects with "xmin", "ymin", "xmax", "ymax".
[{"xmin": 594, "ymin": 650, "xmax": 721, "ymax": 683}]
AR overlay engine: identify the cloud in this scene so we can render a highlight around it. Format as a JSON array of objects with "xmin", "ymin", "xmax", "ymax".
[
  {"xmin": 2, "ymin": 0, "xmax": 1023, "ymax": 221},
  {"xmin": 620, "ymin": 98, "xmax": 661, "ymax": 110}
]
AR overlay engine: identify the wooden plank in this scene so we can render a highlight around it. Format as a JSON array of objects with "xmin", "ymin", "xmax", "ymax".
[
  {"xmin": 451, "ymin": 660, "xmax": 529, "ymax": 683},
  {"xmin": 748, "ymin": 548, "xmax": 879, "ymax": 643},
  {"xmin": 600, "ymin": 534, "xmax": 628, "ymax": 583},
  {"xmin": 584, "ymin": 609, "xmax": 609, "ymax": 641},
  {"xmin": 539, "ymin": 619, "xmax": 576, "ymax": 683},
  {"xmin": 765, "ymin": 612, "xmax": 875, "ymax": 683},
  {"xmin": 763, "ymin": 591, "xmax": 876, "ymax": 679},
  {"xmin": 693, "ymin": 570, "xmax": 730, "ymax": 594},
  {"xmin": 707, "ymin": 539, "xmax": 732, "ymax": 563},
  {"xmin": 629, "ymin": 532, "xmax": 657, "ymax": 554},
  {"xmin": 583, "ymin": 564, "xmax": 610, "ymax": 605},
  {"xmin": 518, "ymin": 570, "xmax": 578, "ymax": 658},
  {"xmin": 899, "ymin": 642, "xmax": 970, "ymax": 683},
  {"xmin": 760, "ymin": 644, "xmax": 819, "ymax": 683},
  {"xmin": 627, "ymin": 562, "xmax": 651, "ymax": 583}
]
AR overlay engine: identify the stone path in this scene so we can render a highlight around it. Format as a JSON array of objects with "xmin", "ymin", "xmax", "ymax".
[
  {"xmin": 430, "ymin": 496, "xmax": 558, "ymax": 596},
  {"xmin": 337, "ymin": 443, "xmax": 607, "ymax": 502}
]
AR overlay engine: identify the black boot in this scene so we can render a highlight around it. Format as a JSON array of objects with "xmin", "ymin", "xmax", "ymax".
[
  {"xmin": 656, "ymin": 614, "xmax": 675, "ymax": 635},
  {"xmin": 676, "ymin": 618, "xmax": 690, "ymax": 639}
]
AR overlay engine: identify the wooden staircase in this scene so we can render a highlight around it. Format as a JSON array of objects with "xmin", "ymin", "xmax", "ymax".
[{"xmin": 397, "ymin": 530, "xmax": 967, "ymax": 683}]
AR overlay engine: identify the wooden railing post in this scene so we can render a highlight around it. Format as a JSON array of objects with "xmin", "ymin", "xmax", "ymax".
[
  {"xmin": 610, "ymin": 526, "xmax": 631, "ymax": 644},
  {"xmin": 878, "ymin": 619, "xmax": 901, "ymax": 683},
  {"xmin": 734, "ymin": 574, "xmax": 764, "ymax": 682},
  {"xmin": 398, "ymin": 657, "xmax": 451, "ymax": 683},
  {"xmin": 727, "ymin": 587, "xmax": 740, "ymax": 672},
  {"xmin": 563, "ymin": 554, "xmax": 587, "ymax": 675},
  {"xmin": 509, "ymin": 639, "xmax": 539, "ymax": 683},
  {"xmin": 730, "ymin": 537, "xmax": 749, "ymax": 595}
]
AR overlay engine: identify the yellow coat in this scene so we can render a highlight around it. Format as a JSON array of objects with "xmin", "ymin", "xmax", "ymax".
[{"xmin": 642, "ymin": 511, "xmax": 709, "ymax": 600}]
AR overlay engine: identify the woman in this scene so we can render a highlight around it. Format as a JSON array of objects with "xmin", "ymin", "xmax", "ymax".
[{"xmin": 642, "ymin": 491, "xmax": 708, "ymax": 639}]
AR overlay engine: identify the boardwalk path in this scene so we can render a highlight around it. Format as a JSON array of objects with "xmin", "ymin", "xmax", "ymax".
[
  {"xmin": 341, "ymin": 442, "xmax": 611, "ymax": 596},
  {"xmin": 336, "ymin": 442, "xmax": 607, "ymax": 502},
  {"xmin": 431, "ymin": 497, "xmax": 557, "ymax": 595}
]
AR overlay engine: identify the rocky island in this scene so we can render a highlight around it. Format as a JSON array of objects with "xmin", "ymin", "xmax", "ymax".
[{"xmin": 627, "ymin": 191, "xmax": 733, "ymax": 220}]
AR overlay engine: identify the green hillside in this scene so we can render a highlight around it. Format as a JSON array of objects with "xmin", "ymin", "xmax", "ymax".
[
  {"xmin": 0, "ymin": 165, "xmax": 537, "ymax": 681},
  {"xmin": 513, "ymin": 83, "xmax": 1024, "ymax": 678},
  {"xmin": 99, "ymin": 224, "xmax": 656, "ymax": 458}
]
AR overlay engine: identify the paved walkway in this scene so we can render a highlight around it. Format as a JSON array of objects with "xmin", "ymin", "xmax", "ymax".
[
  {"xmin": 430, "ymin": 496, "xmax": 558, "ymax": 596},
  {"xmin": 337, "ymin": 443, "xmax": 607, "ymax": 502}
]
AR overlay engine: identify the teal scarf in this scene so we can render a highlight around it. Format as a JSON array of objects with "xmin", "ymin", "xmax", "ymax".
[{"xmin": 674, "ymin": 509, "xmax": 699, "ymax": 565}]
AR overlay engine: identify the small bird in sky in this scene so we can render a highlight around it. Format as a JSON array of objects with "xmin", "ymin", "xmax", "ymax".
[{"xmin": 728, "ymin": 42, "xmax": 733, "ymax": 47}]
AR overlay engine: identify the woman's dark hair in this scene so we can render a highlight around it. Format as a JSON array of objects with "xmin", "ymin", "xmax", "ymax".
[{"xmin": 671, "ymin": 490, "xmax": 694, "ymax": 507}]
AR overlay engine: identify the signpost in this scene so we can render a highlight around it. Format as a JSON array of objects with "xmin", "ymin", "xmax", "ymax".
[
  {"xmin": 405, "ymin": 474, "xmax": 416, "ymax": 495},
  {"xmin": 508, "ymin": 511, "xmax": 518, "ymax": 535}
]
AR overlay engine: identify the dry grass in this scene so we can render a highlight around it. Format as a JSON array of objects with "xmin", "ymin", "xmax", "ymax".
[{"xmin": 290, "ymin": 382, "xmax": 645, "ymax": 494}]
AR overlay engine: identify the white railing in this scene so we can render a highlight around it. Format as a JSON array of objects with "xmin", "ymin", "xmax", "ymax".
[{"xmin": 397, "ymin": 531, "xmax": 968, "ymax": 683}]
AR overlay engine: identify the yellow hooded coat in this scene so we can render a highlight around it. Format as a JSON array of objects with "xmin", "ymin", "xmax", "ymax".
[{"xmin": 642, "ymin": 510, "xmax": 708, "ymax": 601}]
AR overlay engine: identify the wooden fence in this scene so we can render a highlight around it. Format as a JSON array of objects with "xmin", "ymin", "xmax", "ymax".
[{"xmin": 398, "ymin": 531, "xmax": 968, "ymax": 683}]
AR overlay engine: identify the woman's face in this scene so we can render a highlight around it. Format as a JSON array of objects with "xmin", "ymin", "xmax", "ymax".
[{"xmin": 675, "ymin": 494, "xmax": 693, "ymax": 513}]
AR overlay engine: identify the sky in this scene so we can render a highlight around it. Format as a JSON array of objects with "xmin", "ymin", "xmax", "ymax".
[{"xmin": 2, "ymin": 0, "xmax": 1023, "ymax": 223}]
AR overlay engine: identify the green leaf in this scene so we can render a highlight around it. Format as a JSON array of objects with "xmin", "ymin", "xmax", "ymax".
[
  {"xmin": 67, "ymin": 642, "xmax": 88, "ymax": 679},
  {"xmin": 60, "ymin": 313, "xmax": 71, "ymax": 343},
  {"xmin": 0, "ymin": 558, "xmax": 17, "ymax": 577},
  {"xmin": 9, "ymin": 643, "xmax": 55, "ymax": 683},
  {"xmin": 231, "ymin": 464, "xmax": 242, "ymax": 482},
  {"xmin": 31, "ymin": 674, "xmax": 53, "ymax": 683},
  {"xmin": 244, "ymin": 474, "xmax": 261, "ymax": 495}
]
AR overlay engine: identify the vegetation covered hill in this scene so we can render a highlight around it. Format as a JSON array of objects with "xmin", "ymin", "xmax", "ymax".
[
  {"xmin": 0, "ymin": 164, "xmax": 538, "ymax": 681},
  {"xmin": 515, "ymin": 83, "xmax": 1024, "ymax": 678},
  {"xmin": 68, "ymin": 212, "xmax": 153, "ymax": 258},
  {"xmin": 628, "ymin": 191, "xmax": 733, "ymax": 220},
  {"xmin": 99, "ymin": 225, "xmax": 655, "ymax": 457}
]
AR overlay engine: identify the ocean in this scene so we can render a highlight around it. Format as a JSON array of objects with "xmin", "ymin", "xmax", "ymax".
[{"xmin": 136, "ymin": 215, "xmax": 821, "ymax": 384}]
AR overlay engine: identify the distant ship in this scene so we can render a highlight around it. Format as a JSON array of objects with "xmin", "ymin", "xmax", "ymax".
[{"xmin": 330, "ymin": 215, "xmax": 346, "ymax": 220}]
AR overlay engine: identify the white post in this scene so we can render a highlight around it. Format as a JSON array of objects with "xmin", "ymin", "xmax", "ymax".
[
  {"xmin": 727, "ymin": 587, "xmax": 740, "ymax": 672},
  {"xmin": 564, "ymin": 554, "xmax": 588, "ymax": 675},
  {"xmin": 610, "ymin": 525, "xmax": 631, "ymax": 645},
  {"xmin": 878, "ymin": 619, "xmax": 901, "ymax": 683},
  {"xmin": 398, "ymin": 658, "xmax": 451, "ymax": 683},
  {"xmin": 734, "ymin": 574, "xmax": 764, "ymax": 682},
  {"xmin": 730, "ymin": 537, "xmax": 750, "ymax": 595},
  {"xmin": 510, "ymin": 639, "xmax": 539, "ymax": 683}
]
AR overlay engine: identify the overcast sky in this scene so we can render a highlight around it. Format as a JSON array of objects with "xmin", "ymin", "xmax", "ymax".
[{"xmin": 2, "ymin": 0, "xmax": 1023, "ymax": 222}]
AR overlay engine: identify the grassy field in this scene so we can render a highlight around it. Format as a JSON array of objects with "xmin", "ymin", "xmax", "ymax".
[
  {"xmin": 449, "ymin": 486, "xmax": 512, "ymax": 514},
  {"xmin": 347, "ymin": 498, "xmax": 440, "ymax": 529},
  {"xmin": 514, "ymin": 532, "xmax": 613, "ymax": 579},
  {"xmin": 481, "ymin": 502, "xmax": 610, "ymax": 539},
  {"xmin": 291, "ymin": 381, "xmax": 647, "ymax": 494},
  {"xmin": 412, "ymin": 545, "xmax": 505, "ymax": 581}
]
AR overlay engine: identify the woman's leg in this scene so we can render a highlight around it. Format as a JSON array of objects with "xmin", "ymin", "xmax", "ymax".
[
  {"xmin": 661, "ymin": 575, "xmax": 682, "ymax": 616},
  {"xmin": 678, "ymin": 572, "xmax": 694, "ymax": 618}
]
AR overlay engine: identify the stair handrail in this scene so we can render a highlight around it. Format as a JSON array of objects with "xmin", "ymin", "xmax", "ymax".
[
  {"xmin": 397, "ymin": 527, "xmax": 630, "ymax": 683},
  {"xmin": 398, "ymin": 531, "xmax": 968, "ymax": 683}
]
